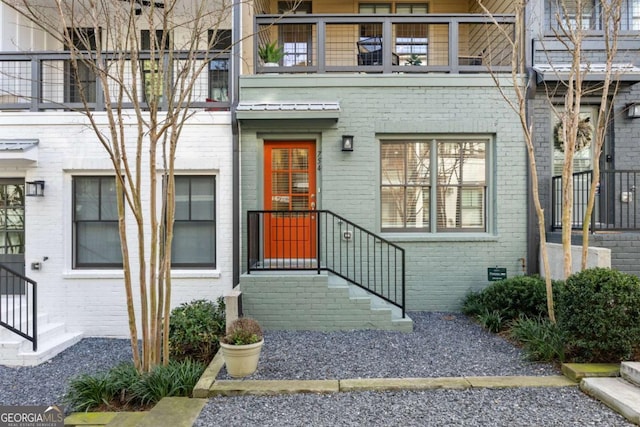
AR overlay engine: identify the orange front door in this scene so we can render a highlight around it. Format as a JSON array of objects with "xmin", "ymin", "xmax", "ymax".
[{"xmin": 264, "ymin": 141, "xmax": 316, "ymax": 259}]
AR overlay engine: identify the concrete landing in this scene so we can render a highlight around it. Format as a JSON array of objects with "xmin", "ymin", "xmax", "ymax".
[{"xmin": 581, "ymin": 377, "xmax": 640, "ymax": 425}]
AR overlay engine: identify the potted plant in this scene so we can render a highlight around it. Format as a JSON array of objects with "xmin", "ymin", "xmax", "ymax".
[
  {"xmin": 219, "ymin": 317, "xmax": 264, "ymax": 378},
  {"xmin": 258, "ymin": 41, "xmax": 284, "ymax": 67}
]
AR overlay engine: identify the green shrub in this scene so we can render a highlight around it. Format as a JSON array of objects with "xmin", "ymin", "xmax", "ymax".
[
  {"xmin": 510, "ymin": 316, "xmax": 566, "ymax": 362},
  {"xmin": 462, "ymin": 276, "xmax": 558, "ymax": 326},
  {"xmin": 169, "ymin": 297, "xmax": 225, "ymax": 363},
  {"xmin": 476, "ymin": 309, "xmax": 504, "ymax": 333},
  {"xmin": 557, "ymin": 267, "xmax": 640, "ymax": 362}
]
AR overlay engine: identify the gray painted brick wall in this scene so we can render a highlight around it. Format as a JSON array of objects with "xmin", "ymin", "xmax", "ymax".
[{"xmin": 240, "ymin": 75, "xmax": 529, "ymax": 311}]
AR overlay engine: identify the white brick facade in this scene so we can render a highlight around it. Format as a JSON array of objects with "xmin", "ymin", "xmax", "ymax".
[{"xmin": 0, "ymin": 111, "xmax": 234, "ymax": 337}]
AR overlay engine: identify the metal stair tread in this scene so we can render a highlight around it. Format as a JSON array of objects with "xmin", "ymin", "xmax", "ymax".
[{"xmin": 580, "ymin": 377, "xmax": 640, "ymax": 424}]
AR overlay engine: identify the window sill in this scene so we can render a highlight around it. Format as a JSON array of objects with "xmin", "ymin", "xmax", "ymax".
[
  {"xmin": 380, "ymin": 232, "xmax": 499, "ymax": 243},
  {"xmin": 63, "ymin": 269, "xmax": 221, "ymax": 279}
]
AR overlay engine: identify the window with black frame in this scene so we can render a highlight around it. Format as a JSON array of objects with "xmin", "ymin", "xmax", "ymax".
[
  {"xmin": 73, "ymin": 176, "xmax": 122, "ymax": 268},
  {"xmin": 171, "ymin": 176, "xmax": 216, "ymax": 268},
  {"xmin": 207, "ymin": 29, "xmax": 231, "ymax": 104},
  {"xmin": 65, "ymin": 28, "xmax": 100, "ymax": 104}
]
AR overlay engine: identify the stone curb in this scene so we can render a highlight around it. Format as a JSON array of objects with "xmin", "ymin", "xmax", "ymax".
[
  {"xmin": 193, "ymin": 350, "xmax": 225, "ymax": 398},
  {"xmin": 210, "ymin": 379, "xmax": 340, "ymax": 396},
  {"xmin": 207, "ymin": 375, "xmax": 577, "ymax": 397}
]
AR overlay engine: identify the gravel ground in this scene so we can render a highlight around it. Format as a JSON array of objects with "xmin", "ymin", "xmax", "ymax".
[
  {"xmin": 200, "ymin": 312, "xmax": 633, "ymax": 426},
  {"xmin": 216, "ymin": 312, "xmax": 558, "ymax": 380},
  {"xmin": 0, "ymin": 338, "xmax": 132, "ymax": 411},
  {"xmin": 196, "ymin": 388, "xmax": 633, "ymax": 427},
  {"xmin": 0, "ymin": 314, "xmax": 633, "ymax": 426}
]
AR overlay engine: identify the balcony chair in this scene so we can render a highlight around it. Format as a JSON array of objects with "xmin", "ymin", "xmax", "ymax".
[{"xmin": 357, "ymin": 37, "xmax": 399, "ymax": 66}]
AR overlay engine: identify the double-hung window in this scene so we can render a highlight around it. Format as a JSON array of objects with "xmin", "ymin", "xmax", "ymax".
[
  {"xmin": 381, "ymin": 138, "xmax": 488, "ymax": 232},
  {"xmin": 73, "ymin": 176, "xmax": 122, "ymax": 268},
  {"xmin": 172, "ymin": 176, "xmax": 216, "ymax": 268}
]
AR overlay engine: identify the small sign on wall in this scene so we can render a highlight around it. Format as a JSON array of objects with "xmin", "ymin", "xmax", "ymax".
[{"xmin": 488, "ymin": 267, "xmax": 507, "ymax": 281}]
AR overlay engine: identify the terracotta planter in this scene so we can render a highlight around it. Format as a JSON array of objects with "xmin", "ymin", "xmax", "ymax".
[{"xmin": 220, "ymin": 340, "xmax": 264, "ymax": 378}]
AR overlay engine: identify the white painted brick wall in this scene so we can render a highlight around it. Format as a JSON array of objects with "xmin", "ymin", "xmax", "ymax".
[{"xmin": 0, "ymin": 111, "xmax": 234, "ymax": 337}]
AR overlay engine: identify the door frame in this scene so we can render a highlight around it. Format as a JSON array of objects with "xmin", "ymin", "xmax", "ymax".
[{"xmin": 263, "ymin": 140, "xmax": 317, "ymax": 261}]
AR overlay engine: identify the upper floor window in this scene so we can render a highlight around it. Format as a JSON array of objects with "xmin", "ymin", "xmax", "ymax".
[
  {"xmin": 207, "ymin": 30, "xmax": 231, "ymax": 104},
  {"xmin": 171, "ymin": 176, "xmax": 216, "ymax": 268},
  {"xmin": 141, "ymin": 30, "xmax": 172, "ymax": 103},
  {"xmin": 359, "ymin": 3, "xmax": 428, "ymax": 65},
  {"xmin": 278, "ymin": 1, "xmax": 313, "ymax": 66},
  {"xmin": 381, "ymin": 138, "xmax": 488, "ymax": 233},
  {"xmin": 547, "ymin": 0, "xmax": 640, "ymax": 31},
  {"xmin": 65, "ymin": 28, "xmax": 100, "ymax": 103},
  {"xmin": 73, "ymin": 176, "xmax": 122, "ymax": 268}
]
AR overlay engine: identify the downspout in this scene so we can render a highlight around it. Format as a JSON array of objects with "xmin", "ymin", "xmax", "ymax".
[
  {"xmin": 524, "ymin": 4, "xmax": 539, "ymax": 275},
  {"xmin": 232, "ymin": 0, "xmax": 241, "ymax": 287},
  {"xmin": 526, "ymin": 66, "xmax": 539, "ymax": 275}
]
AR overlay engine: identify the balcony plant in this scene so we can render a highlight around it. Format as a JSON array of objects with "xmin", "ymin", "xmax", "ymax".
[
  {"xmin": 258, "ymin": 41, "xmax": 284, "ymax": 66},
  {"xmin": 219, "ymin": 317, "xmax": 264, "ymax": 378}
]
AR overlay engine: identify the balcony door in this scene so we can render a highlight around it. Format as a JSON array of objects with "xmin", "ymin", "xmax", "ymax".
[
  {"xmin": 0, "ymin": 180, "xmax": 25, "ymax": 294},
  {"xmin": 264, "ymin": 141, "xmax": 317, "ymax": 261}
]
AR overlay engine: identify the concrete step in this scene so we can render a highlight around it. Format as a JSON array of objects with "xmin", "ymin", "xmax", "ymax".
[
  {"xmin": 622, "ymin": 362, "xmax": 640, "ymax": 387},
  {"xmin": 348, "ymin": 283, "xmax": 413, "ymax": 332},
  {"xmin": 18, "ymin": 331, "xmax": 83, "ymax": 366},
  {"xmin": 580, "ymin": 377, "xmax": 640, "ymax": 425}
]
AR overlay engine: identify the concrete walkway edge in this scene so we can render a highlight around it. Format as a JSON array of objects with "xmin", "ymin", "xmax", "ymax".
[{"xmin": 207, "ymin": 375, "xmax": 576, "ymax": 397}]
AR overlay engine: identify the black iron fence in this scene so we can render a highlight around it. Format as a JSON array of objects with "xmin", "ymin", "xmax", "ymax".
[
  {"xmin": 247, "ymin": 210, "xmax": 405, "ymax": 317},
  {"xmin": 552, "ymin": 170, "xmax": 640, "ymax": 231},
  {"xmin": 0, "ymin": 264, "xmax": 37, "ymax": 351}
]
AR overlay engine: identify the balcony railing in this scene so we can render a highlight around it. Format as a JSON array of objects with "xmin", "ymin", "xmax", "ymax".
[
  {"xmin": 247, "ymin": 210, "xmax": 405, "ymax": 317},
  {"xmin": 0, "ymin": 51, "xmax": 230, "ymax": 112},
  {"xmin": 255, "ymin": 14, "xmax": 516, "ymax": 74},
  {"xmin": 552, "ymin": 170, "xmax": 640, "ymax": 231}
]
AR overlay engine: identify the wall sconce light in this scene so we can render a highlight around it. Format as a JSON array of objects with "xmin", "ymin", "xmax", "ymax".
[
  {"xmin": 627, "ymin": 103, "xmax": 640, "ymax": 119},
  {"xmin": 26, "ymin": 180, "xmax": 45, "ymax": 197},
  {"xmin": 341, "ymin": 135, "xmax": 354, "ymax": 152}
]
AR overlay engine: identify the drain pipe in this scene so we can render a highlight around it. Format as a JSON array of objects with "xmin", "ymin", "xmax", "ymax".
[{"xmin": 231, "ymin": 0, "xmax": 241, "ymax": 287}]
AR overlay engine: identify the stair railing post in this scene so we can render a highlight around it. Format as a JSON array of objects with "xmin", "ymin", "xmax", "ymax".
[
  {"xmin": 32, "ymin": 281, "xmax": 37, "ymax": 351},
  {"xmin": 316, "ymin": 211, "xmax": 321, "ymax": 274}
]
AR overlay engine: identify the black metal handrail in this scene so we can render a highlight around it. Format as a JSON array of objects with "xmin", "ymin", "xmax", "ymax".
[
  {"xmin": 0, "ymin": 264, "xmax": 37, "ymax": 351},
  {"xmin": 247, "ymin": 210, "xmax": 405, "ymax": 317},
  {"xmin": 552, "ymin": 169, "xmax": 640, "ymax": 231}
]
